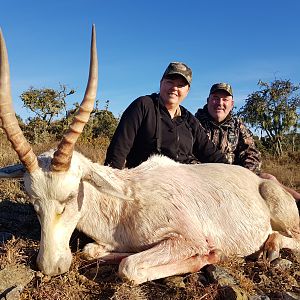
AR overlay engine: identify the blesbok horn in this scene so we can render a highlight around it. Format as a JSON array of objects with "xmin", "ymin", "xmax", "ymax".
[
  {"xmin": 51, "ymin": 25, "xmax": 98, "ymax": 172},
  {"xmin": 0, "ymin": 28, "xmax": 39, "ymax": 173}
]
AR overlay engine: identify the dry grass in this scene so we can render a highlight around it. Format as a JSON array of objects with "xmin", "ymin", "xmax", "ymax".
[
  {"xmin": 261, "ymin": 152, "xmax": 300, "ymax": 191},
  {"xmin": 0, "ymin": 237, "xmax": 221, "ymax": 299},
  {"xmin": 0, "ymin": 134, "xmax": 300, "ymax": 299}
]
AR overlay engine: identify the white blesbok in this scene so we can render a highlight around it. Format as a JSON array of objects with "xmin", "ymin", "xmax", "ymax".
[{"xmin": 0, "ymin": 26, "xmax": 300, "ymax": 285}]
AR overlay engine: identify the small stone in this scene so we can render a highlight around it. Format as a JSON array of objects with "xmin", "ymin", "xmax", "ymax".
[
  {"xmin": 271, "ymin": 258, "xmax": 293, "ymax": 270},
  {"xmin": 0, "ymin": 265, "xmax": 34, "ymax": 292},
  {"xmin": 4, "ymin": 285, "xmax": 23, "ymax": 300},
  {"xmin": 249, "ymin": 295, "xmax": 270, "ymax": 300},
  {"xmin": 216, "ymin": 285, "xmax": 248, "ymax": 300},
  {"xmin": 285, "ymin": 291, "xmax": 300, "ymax": 299},
  {"xmin": 162, "ymin": 275, "xmax": 185, "ymax": 288},
  {"xmin": 204, "ymin": 265, "xmax": 237, "ymax": 286}
]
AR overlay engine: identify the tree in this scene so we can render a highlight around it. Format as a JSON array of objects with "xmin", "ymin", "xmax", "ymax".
[
  {"xmin": 19, "ymin": 84, "xmax": 75, "ymax": 143},
  {"xmin": 91, "ymin": 109, "xmax": 118, "ymax": 139},
  {"xmin": 68, "ymin": 100, "xmax": 118, "ymax": 140},
  {"xmin": 20, "ymin": 84, "xmax": 75, "ymax": 125},
  {"xmin": 238, "ymin": 79, "xmax": 299, "ymax": 156},
  {"xmin": 54, "ymin": 99, "xmax": 118, "ymax": 142},
  {"xmin": 18, "ymin": 84, "xmax": 118, "ymax": 143}
]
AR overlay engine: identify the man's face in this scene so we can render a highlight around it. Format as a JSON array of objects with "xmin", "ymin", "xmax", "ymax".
[
  {"xmin": 207, "ymin": 90, "xmax": 234, "ymax": 123},
  {"xmin": 160, "ymin": 75, "xmax": 190, "ymax": 108}
]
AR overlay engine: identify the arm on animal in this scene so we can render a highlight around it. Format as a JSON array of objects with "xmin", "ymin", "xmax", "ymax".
[{"xmin": 1, "ymin": 27, "xmax": 300, "ymax": 285}]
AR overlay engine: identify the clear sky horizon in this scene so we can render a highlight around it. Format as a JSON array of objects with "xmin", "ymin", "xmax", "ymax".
[{"xmin": 1, "ymin": 0, "xmax": 300, "ymax": 120}]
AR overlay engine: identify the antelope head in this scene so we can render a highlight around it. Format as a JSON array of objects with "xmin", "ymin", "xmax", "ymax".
[{"xmin": 0, "ymin": 26, "xmax": 98, "ymax": 275}]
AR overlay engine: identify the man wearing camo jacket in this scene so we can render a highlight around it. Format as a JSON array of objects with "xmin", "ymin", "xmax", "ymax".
[{"xmin": 195, "ymin": 83, "xmax": 261, "ymax": 173}]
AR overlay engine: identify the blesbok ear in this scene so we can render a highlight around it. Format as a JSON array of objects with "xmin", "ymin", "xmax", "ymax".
[
  {"xmin": 83, "ymin": 169, "xmax": 133, "ymax": 201},
  {"xmin": 0, "ymin": 164, "xmax": 26, "ymax": 178}
]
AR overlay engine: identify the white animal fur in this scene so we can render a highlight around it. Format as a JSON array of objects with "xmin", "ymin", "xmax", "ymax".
[{"xmin": 16, "ymin": 150, "xmax": 300, "ymax": 284}]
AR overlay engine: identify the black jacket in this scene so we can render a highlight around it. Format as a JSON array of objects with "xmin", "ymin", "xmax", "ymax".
[{"xmin": 105, "ymin": 93, "xmax": 228, "ymax": 169}]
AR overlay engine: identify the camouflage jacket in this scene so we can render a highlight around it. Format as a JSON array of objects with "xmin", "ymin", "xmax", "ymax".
[{"xmin": 195, "ymin": 105, "xmax": 261, "ymax": 174}]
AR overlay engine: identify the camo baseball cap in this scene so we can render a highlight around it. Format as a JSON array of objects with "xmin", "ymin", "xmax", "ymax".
[
  {"xmin": 209, "ymin": 83, "xmax": 233, "ymax": 96},
  {"xmin": 162, "ymin": 62, "xmax": 192, "ymax": 85}
]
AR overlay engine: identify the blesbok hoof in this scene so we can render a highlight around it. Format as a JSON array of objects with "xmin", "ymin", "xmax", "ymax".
[{"xmin": 264, "ymin": 249, "xmax": 280, "ymax": 262}]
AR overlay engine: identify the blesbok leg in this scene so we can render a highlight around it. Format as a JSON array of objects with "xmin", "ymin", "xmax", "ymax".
[
  {"xmin": 118, "ymin": 237, "xmax": 222, "ymax": 285},
  {"xmin": 264, "ymin": 231, "xmax": 300, "ymax": 261},
  {"xmin": 260, "ymin": 181, "xmax": 300, "ymax": 239},
  {"xmin": 83, "ymin": 242, "xmax": 134, "ymax": 263}
]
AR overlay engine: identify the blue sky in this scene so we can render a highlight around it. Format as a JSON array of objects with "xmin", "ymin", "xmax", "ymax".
[{"xmin": 1, "ymin": 0, "xmax": 300, "ymax": 120}]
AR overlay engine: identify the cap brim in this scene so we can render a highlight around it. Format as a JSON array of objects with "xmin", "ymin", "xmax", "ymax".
[
  {"xmin": 210, "ymin": 88, "xmax": 232, "ymax": 96},
  {"xmin": 164, "ymin": 72, "xmax": 191, "ymax": 85}
]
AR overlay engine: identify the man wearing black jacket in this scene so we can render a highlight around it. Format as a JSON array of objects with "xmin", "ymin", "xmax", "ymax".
[{"xmin": 105, "ymin": 62, "xmax": 228, "ymax": 169}]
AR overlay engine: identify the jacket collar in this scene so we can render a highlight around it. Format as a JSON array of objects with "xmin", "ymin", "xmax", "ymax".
[{"xmin": 157, "ymin": 93, "xmax": 188, "ymax": 120}]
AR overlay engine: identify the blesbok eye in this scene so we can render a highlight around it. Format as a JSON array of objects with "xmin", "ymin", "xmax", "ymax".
[{"xmin": 56, "ymin": 204, "xmax": 66, "ymax": 215}]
